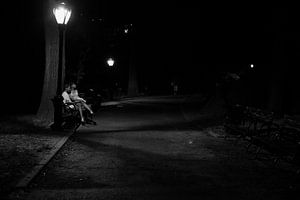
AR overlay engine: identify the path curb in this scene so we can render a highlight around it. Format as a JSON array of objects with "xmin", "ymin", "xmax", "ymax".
[
  {"xmin": 15, "ymin": 131, "xmax": 75, "ymax": 188},
  {"xmin": 14, "ymin": 100, "xmax": 123, "ymax": 189}
]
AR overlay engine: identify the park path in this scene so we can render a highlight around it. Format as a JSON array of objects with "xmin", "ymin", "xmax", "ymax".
[{"xmin": 10, "ymin": 95, "xmax": 299, "ymax": 200}]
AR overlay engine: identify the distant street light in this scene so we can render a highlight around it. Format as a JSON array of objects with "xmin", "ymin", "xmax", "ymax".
[
  {"xmin": 250, "ymin": 64, "xmax": 254, "ymax": 68},
  {"xmin": 107, "ymin": 58, "xmax": 115, "ymax": 67},
  {"xmin": 52, "ymin": 2, "xmax": 72, "ymax": 130}
]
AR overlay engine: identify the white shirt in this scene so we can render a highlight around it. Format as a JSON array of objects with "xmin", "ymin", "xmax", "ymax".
[{"xmin": 62, "ymin": 91, "xmax": 72, "ymax": 104}]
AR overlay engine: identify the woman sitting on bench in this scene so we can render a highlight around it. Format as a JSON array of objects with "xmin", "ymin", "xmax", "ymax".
[{"xmin": 70, "ymin": 83, "xmax": 94, "ymax": 117}]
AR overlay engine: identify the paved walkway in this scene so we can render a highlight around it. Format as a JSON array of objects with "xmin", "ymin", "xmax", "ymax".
[{"xmin": 9, "ymin": 95, "xmax": 299, "ymax": 200}]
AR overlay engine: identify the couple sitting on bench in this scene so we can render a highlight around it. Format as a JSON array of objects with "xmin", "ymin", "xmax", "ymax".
[{"xmin": 62, "ymin": 83, "xmax": 94, "ymax": 124}]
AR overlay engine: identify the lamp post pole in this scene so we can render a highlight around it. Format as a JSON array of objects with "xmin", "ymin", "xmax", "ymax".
[
  {"xmin": 57, "ymin": 25, "xmax": 65, "ymax": 96},
  {"xmin": 51, "ymin": 2, "xmax": 71, "ymax": 130},
  {"xmin": 52, "ymin": 25, "xmax": 65, "ymax": 130},
  {"xmin": 107, "ymin": 58, "xmax": 115, "ymax": 100}
]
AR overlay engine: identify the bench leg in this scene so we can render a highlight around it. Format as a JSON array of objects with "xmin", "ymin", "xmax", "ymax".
[
  {"xmin": 246, "ymin": 142, "xmax": 252, "ymax": 152},
  {"xmin": 254, "ymin": 146, "xmax": 261, "ymax": 159},
  {"xmin": 73, "ymin": 122, "xmax": 81, "ymax": 133},
  {"xmin": 273, "ymin": 157, "xmax": 280, "ymax": 166}
]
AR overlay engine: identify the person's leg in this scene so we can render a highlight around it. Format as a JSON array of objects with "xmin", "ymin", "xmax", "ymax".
[
  {"xmin": 82, "ymin": 102, "xmax": 93, "ymax": 114},
  {"xmin": 76, "ymin": 103, "xmax": 85, "ymax": 122}
]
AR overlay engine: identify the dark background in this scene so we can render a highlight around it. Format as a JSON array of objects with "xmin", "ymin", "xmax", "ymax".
[{"xmin": 1, "ymin": 1, "xmax": 299, "ymax": 115}]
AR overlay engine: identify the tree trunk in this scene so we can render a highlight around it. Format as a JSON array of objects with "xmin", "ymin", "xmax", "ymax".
[
  {"xmin": 267, "ymin": 7, "xmax": 288, "ymax": 115},
  {"xmin": 37, "ymin": 0, "xmax": 59, "ymax": 125},
  {"xmin": 127, "ymin": 39, "xmax": 139, "ymax": 97}
]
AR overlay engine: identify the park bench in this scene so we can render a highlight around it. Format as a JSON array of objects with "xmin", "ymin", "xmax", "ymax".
[
  {"xmin": 60, "ymin": 102, "xmax": 82, "ymax": 131},
  {"xmin": 249, "ymin": 121, "xmax": 300, "ymax": 167},
  {"xmin": 224, "ymin": 105, "xmax": 275, "ymax": 143},
  {"xmin": 224, "ymin": 104, "xmax": 300, "ymax": 169},
  {"xmin": 51, "ymin": 92, "xmax": 98, "ymax": 132},
  {"xmin": 61, "ymin": 101, "xmax": 97, "ymax": 132}
]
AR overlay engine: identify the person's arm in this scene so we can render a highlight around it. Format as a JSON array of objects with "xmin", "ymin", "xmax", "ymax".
[{"xmin": 74, "ymin": 90, "xmax": 86, "ymax": 102}]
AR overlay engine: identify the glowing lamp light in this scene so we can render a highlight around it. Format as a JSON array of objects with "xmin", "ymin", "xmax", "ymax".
[
  {"xmin": 107, "ymin": 58, "xmax": 115, "ymax": 67},
  {"xmin": 250, "ymin": 64, "xmax": 254, "ymax": 68},
  {"xmin": 53, "ymin": 2, "xmax": 72, "ymax": 25}
]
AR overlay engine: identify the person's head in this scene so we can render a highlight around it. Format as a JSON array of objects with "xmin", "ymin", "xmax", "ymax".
[
  {"xmin": 64, "ymin": 84, "xmax": 71, "ymax": 93},
  {"xmin": 71, "ymin": 83, "xmax": 77, "ymax": 90}
]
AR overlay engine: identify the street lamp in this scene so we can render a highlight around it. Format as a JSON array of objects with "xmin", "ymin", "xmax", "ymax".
[
  {"xmin": 107, "ymin": 58, "xmax": 115, "ymax": 67},
  {"xmin": 53, "ymin": 2, "xmax": 72, "ymax": 25},
  {"xmin": 52, "ymin": 2, "xmax": 72, "ymax": 130}
]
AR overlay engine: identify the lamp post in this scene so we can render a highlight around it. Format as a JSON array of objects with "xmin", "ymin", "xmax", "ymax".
[
  {"xmin": 106, "ymin": 57, "xmax": 116, "ymax": 100},
  {"xmin": 52, "ymin": 2, "xmax": 72, "ymax": 130}
]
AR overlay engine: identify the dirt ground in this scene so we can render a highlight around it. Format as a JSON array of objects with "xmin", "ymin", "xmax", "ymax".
[{"xmin": 0, "ymin": 115, "xmax": 68, "ymax": 196}]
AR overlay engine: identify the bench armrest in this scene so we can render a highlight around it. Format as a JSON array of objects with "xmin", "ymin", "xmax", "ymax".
[{"xmin": 64, "ymin": 102, "xmax": 76, "ymax": 106}]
